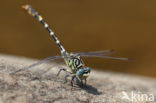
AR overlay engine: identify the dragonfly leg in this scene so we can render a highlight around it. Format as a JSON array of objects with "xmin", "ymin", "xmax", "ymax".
[
  {"xmin": 71, "ymin": 76, "xmax": 76, "ymax": 87},
  {"xmin": 56, "ymin": 68, "xmax": 66, "ymax": 76},
  {"xmin": 64, "ymin": 74, "xmax": 70, "ymax": 83},
  {"xmin": 80, "ymin": 79, "xmax": 87, "ymax": 87},
  {"xmin": 57, "ymin": 68, "xmax": 72, "ymax": 76},
  {"xmin": 80, "ymin": 80, "xmax": 84, "ymax": 87},
  {"xmin": 84, "ymin": 79, "xmax": 87, "ymax": 86}
]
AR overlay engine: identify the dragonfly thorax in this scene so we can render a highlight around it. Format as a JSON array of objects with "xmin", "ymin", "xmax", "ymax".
[{"xmin": 64, "ymin": 53, "xmax": 85, "ymax": 72}]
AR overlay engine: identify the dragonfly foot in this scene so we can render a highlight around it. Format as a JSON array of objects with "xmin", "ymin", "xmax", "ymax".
[
  {"xmin": 71, "ymin": 76, "xmax": 76, "ymax": 87},
  {"xmin": 63, "ymin": 74, "xmax": 70, "ymax": 84},
  {"xmin": 80, "ymin": 79, "xmax": 87, "ymax": 88}
]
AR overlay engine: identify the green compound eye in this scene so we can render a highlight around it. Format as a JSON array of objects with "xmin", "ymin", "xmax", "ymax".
[
  {"xmin": 77, "ymin": 68, "xmax": 84, "ymax": 77},
  {"xmin": 86, "ymin": 67, "xmax": 91, "ymax": 73}
]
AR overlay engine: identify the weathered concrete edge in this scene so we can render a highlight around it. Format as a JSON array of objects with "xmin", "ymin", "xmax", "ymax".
[{"xmin": 0, "ymin": 54, "xmax": 156, "ymax": 87}]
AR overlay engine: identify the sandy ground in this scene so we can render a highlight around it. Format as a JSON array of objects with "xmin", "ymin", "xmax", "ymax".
[{"xmin": 0, "ymin": 54, "xmax": 156, "ymax": 103}]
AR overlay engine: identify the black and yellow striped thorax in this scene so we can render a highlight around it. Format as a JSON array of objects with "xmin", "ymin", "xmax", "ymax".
[{"xmin": 64, "ymin": 53, "xmax": 85, "ymax": 72}]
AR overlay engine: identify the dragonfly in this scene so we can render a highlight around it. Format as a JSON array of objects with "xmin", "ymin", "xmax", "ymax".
[{"xmin": 14, "ymin": 5, "xmax": 129, "ymax": 87}]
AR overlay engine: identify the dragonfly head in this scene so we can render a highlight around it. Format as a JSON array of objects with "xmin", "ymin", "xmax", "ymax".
[{"xmin": 77, "ymin": 67, "xmax": 91, "ymax": 79}]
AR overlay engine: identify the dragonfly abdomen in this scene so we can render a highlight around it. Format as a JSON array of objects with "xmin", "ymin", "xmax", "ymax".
[{"xmin": 22, "ymin": 5, "xmax": 66, "ymax": 54}]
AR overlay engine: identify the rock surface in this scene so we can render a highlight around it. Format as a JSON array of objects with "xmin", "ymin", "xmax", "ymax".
[{"xmin": 0, "ymin": 54, "xmax": 156, "ymax": 103}]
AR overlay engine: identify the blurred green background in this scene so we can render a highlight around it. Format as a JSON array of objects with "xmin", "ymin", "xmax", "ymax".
[{"xmin": 0, "ymin": 0, "xmax": 156, "ymax": 77}]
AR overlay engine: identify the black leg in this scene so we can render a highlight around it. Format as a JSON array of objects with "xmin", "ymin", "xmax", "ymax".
[
  {"xmin": 57, "ymin": 68, "xmax": 66, "ymax": 76},
  {"xmin": 81, "ymin": 80, "xmax": 84, "ymax": 87},
  {"xmin": 71, "ymin": 76, "xmax": 76, "ymax": 87},
  {"xmin": 84, "ymin": 79, "xmax": 87, "ymax": 87},
  {"xmin": 64, "ymin": 74, "xmax": 70, "ymax": 83}
]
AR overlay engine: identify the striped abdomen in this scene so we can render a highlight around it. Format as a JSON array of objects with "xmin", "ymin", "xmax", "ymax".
[{"xmin": 22, "ymin": 5, "xmax": 66, "ymax": 55}]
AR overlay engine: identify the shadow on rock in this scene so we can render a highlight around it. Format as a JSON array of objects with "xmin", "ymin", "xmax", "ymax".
[
  {"xmin": 82, "ymin": 85, "xmax": 102, "ymax": 95},
  {"xmin": 76, "ymin": 80, "xmax": 102, "ymax": 95}
]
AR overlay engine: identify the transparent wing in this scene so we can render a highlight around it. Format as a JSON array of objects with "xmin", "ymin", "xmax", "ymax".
[
  {"xmin": 77, "ymin": 50, "xmax": 129, "ymax": 61},
  {"xmin": 80, "ymin": 54, "xmax": 129, "ymax": 61},
  {"xmin": 13, "ymin": 55, "xmax": 62, "ymax": 74},
  {"xmin": 77, "ymin": 50, "xmax": 115, "ymax": 56}
]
